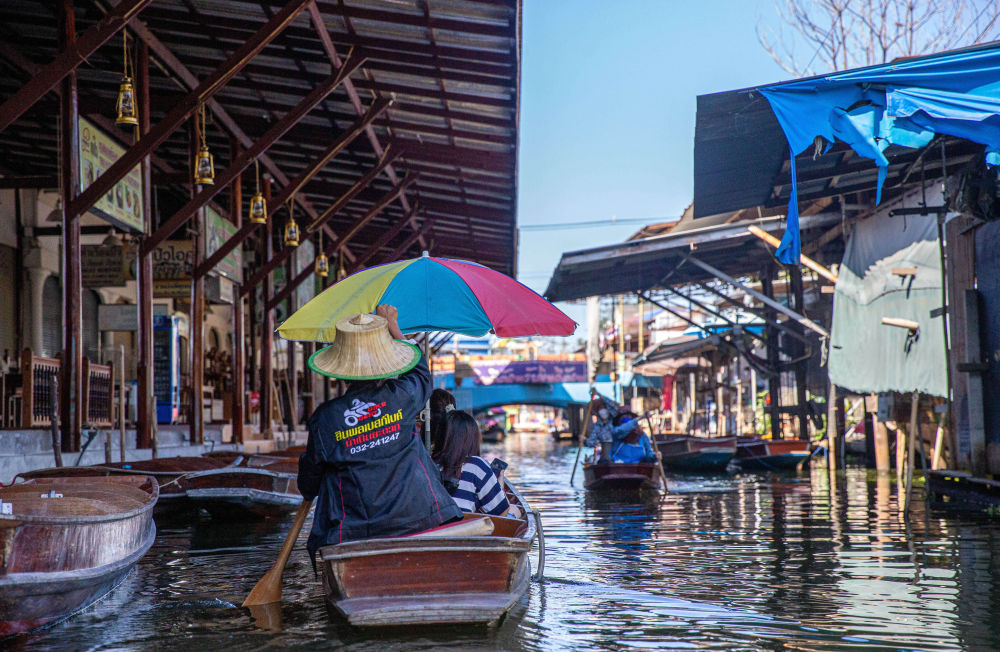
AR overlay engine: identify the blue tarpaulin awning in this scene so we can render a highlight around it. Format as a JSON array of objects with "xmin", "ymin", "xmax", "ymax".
[{"xmin": 756, "ymin": 43, "xmax": 1000, "ymax": 264}]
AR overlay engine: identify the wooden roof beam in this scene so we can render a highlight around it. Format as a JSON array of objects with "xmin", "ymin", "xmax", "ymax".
[
  {"xmin": 334, "ymin": 172, "xmax": 418, "ymax": 253},
  {"xmin": 308, "ymin": 3, "xmax": 425, "ymax": 250},
  {"xmin": 124, "ymin": 0, "xmax": 324, "ymax": 227},
  {"xmin": 148, "ymin": 50, "xmax": 365, "ymax": 255},
  {"xmin": 241, "ymin": 144, "xmax": 401, "ymax": 295},
  {"xmin": 70, "ymin": 0, "xmax": 313, "ymax": 223},
  {"xmin": 0, "ymin": 0, "xmax": 152, "ymax": 134},
  {"xmin": 349, "ymin": 202, "xmax": 421, "ymax": 270},
  {"xmin": 384, "ymin": 215, "xmax": 438, "ymax": 263}
]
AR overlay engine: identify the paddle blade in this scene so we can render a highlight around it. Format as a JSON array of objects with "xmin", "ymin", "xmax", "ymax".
[{"xmin": 243, "ymin": 499, "xmax": 312, "ymax": 607}]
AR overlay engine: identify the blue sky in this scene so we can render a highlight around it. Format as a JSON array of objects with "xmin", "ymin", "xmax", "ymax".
[{"xmin": 516, "ymin": 1, "xmax": 791, "ymax": 314}]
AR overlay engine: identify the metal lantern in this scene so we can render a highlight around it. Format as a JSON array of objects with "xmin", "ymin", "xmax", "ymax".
[
  {"xmin": 249, "ymin": 191, "xmax": 267, "ymax": 224},
  {"xmin": 115, "ymin": 33, "xmax": 138, "ymax": 126},
  {"xmin": 284, "ymin": 218, "xmax": 300, "ymax": 247},
  {"xmin": 194, "ymin": 145, "xmax": 215, "ymax": 185},
  {"xmin": 115, "ymin": 77, "xmax": 138, "ymax": 126},
  {"xmin": 315, "ymin": 251, "xmax": 329, "ymax": 277}
]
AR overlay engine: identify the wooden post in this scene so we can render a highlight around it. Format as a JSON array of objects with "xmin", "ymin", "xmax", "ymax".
[
  {"xmin": 761, "ymin": 264, "xmax": 781, "ymax": 439},
  {"xmin": 867, "ymin": 393, "xmax": 890, "ymax": 471},
  {"xmin": 260, "ymin": 178, "xmax": 274, "ymax": 438},
  {"xmin": 788, "ymin": 265, "xmax": 809, "ymax": 440},
  {"xmin": 49, "ymin": 373, "xmax": 62, "ymax": 467},
  {"xmin": 963, "ymin": 289, "xmax": 987, "ymax": 475},
  {"xmin": 735, "ymin": 355, "xmax": 743, "ymax": 437},
  {"xmin": 285, "ymin": 253, "xmax": 298, "ymax": 432},
  {"xmin": 135, "ymin": 40, "xmax": 155, "ymax": 454},
  {"xmin": 895, "ymin": 414, "xmax": 906, "ymax": 488},
  {"xmin": 119, "ymin": 344, "xmax": 125, "ymax": 463},
  {"xmin": 190, "ymin": 112, "xmax": 205, "ymax": 445},
  {"xmin": 945, "ymin": 216, "xmax": 976, "ymax": 470},
  {"xmin": 229, "ymin": 137, "xmax": 245, "ymax": 445},
  {"xmin": 20, "ymin": 348, "xmax": 33, "ymax": 429},
  {"xmin": 59, "ymin": 0, "xmax": 83, "ymax": 453},
  {"xmin": 904, "ymin": 392, "xmax": 919, "ymax": 516},
  {"xmin": 714, "ymin": 353, "xmax": 725, "ymax": 437},
  {"xmin": 827, "ymin": 382, "xmax": 838, "ymax": 475}
]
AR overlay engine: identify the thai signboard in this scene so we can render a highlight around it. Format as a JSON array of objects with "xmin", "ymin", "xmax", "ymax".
[
  {"xmin": 123, "ymin": 240, "xmax": 193, "ymax": 298},
  {"xmin": 82, "ymin": 245, "xmax": 126, "ymax": 287},
  {"xmin": 79, "ymin": 117, "xmax": 144, "ymax": 233},
  {"xmin": 470, "ymin": 359, "xmax": 588, "ymax": 385},
  {"xmin": 205, "ymin": 207, "xmax": 242, "ymax": 283}
]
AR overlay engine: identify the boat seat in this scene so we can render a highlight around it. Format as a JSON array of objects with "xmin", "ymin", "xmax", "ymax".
[{"xmin": 403, "ymin": 515, "xmax": 494, "ymax": 538}]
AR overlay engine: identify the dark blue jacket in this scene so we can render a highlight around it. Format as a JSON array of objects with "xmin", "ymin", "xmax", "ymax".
[{"xmin": 298, "ymin": 355, "xmax": 462, "ymax": 554}]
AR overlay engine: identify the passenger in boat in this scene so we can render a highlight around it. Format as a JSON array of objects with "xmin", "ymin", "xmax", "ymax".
[
  {"xmin": 585, "ymin": 392, "xmax": 626, "ymax": 463},
  {"xmin": 297, "ymin": 305, "xmax": 463, "ymax": 554},
  {"xmin": 429, "ymin": 388, "xmax": 456, "ymax": 456},
  {"xmin": 610, "ymin": 415, "xmax": 656, "ymax": 464},
  {"xmin": 436, "ymin": 410, "xmax": 522, "ymax": 519}
]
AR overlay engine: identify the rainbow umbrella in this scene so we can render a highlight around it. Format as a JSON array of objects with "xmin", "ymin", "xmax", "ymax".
[{"xmin": 277, "ymin": 254, "xmax": 576, "ymax": 342}]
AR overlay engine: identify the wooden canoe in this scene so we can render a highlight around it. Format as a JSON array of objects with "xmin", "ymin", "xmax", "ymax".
[
  {"xmin": 19, "ymin": 456, "xmax": 229, "ymax": 517},
  {"xmin": 735, "ymin": 437, "xmax": 812, "ymax": 471},
  {"xmin": 179, "ymin": 458, "xmax": 301, "ymax": 519},
  {"xmin": 582, "ymin": 462, "xmax": 660, "ymax": 492},
  {"xmin": 317, "ymin": 482, "xmax": 538, "ymax": 627},
  {"xmin": 0, "ymin": 475, "xmax": 157, "ymax": 638},
  {"xmin": 655, "ymin": 435, "xmax": 737, "ymax": 472}
]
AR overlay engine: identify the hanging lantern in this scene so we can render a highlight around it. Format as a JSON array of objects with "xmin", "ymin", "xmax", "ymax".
[
  {"xmin": 249, "ymin": 191, "xmax": 267, "ymax": 224},
  {"xmin": 249, "ymin": 161, "xmax": 266, "ymax": 224},
  {"xmin": 194, "ymin": 104, "xmax": 215, "ymax": 185},
  {"xmin": 315, "ymin": 251, "xmax": 329, "ymax": 277},
  {"xmin": 284, "ymin": 197, "xmax": 299, "ymax": 247},
  {"xmin": 336, "ymin": 250, "xmax": 346, "ymax": 281},
  {"xmin": 315, "ymin": 231, "xmax": 328, "ymax": 276},
  {"xmin": 115, "ymin": 32, "xmax": 138, "ymax": 126}
]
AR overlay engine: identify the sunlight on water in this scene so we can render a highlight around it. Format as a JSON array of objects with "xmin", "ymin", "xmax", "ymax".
[{"xmin": 14, "ymin": 431, "xmax": 1000, "ymax": 651}]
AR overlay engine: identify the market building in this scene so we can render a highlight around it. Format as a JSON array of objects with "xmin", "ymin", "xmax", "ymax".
[{"xmin": 0, "ymin": 0, "xmax": 520, "ymax": 477}]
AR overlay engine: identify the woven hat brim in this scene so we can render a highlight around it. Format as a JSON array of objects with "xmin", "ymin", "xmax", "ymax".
[{"xmin": 307, "ymin": 340, "xmax": 421, "ymax": 380}]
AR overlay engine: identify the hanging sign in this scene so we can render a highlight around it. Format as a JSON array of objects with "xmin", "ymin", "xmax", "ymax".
[
  {"xmin": 81, "ymin": 245, "xmax": 126, "ymax": 287},
  {"xmin": 79, "ymin": 117, "xmax": 145, "ymax": 234},
  {"xmin": 205, "ymin": 207, "xmax": 243, "ymax": 283}
]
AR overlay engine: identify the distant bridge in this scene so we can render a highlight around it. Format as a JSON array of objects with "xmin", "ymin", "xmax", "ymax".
[{"xmin": 450, "ymin": 380, "xmax": 618, "ymax": 415}]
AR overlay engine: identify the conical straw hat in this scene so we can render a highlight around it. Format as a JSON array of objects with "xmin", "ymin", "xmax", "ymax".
[{"xmin": 307, "ymin": 313, "xmax": 420, "ymax": 380}]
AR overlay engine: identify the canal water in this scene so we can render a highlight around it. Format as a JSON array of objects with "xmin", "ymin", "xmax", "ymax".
[{"xmin": 13, "ymin": 432, "xmax": 1000, "ymax": 650}]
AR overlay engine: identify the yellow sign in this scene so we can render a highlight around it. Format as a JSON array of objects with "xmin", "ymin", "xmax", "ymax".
[{"xmin": 79, "ymin": 117, "xmax": 145, "ymax": 233}]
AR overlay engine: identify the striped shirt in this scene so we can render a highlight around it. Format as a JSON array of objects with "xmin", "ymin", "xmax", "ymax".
[{"xmin": 450, "ymin": 456, "xmax": 510, "ymax": 516}]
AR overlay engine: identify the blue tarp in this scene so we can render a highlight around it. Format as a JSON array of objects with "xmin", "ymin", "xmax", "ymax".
[{"xmin": 759, "ymin": 45, "xmax": 1000, "ymax": 264}]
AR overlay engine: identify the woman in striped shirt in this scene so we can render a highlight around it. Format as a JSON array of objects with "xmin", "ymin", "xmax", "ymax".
[{"xmin": 433, "ymin": 410, "xmax": 522, "ymax": 518}]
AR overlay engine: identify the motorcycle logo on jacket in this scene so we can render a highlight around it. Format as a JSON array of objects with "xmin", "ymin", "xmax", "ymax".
[{"xmin": 343, "ymin": 399, "xmax": 385, "ymax": 426}]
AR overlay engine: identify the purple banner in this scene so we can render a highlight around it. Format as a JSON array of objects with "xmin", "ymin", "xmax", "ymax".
[{"xmin": 471, "ymin": 360, "xmax": 587, "ymax": 385}]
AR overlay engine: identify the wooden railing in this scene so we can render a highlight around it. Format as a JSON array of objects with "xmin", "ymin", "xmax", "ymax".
[
  {"xmin": 16, "ymin": 348, "xmax": 115, "ymax": 429},
  {"xmin": 83, "ymin": 358, "xmax": 114, "ymax": 429},
  {"xmin": 20, "ymin": 348, "xmax": 59, "ymax": 428}
]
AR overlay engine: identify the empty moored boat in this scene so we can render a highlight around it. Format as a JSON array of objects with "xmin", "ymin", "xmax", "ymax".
[
  {"xmin": 583, "ymin": 462, "xmax": 661, "ymax": 492},
  {"xmin": 180, "ymin": 458, "xmax": 301, "ymax": 519},
  {"xmin": 0, "ymin": 475, "xmax": 157, "ymax": 638},
  {"xmin": 735, "ymin": 437, "xmax": 812, "ymax": 471},
  {"xmin": 655, "ymin": 435, "xmax": 737, "ymax": 472},
  {"xmin": 317, "ymin": 482, "xmax": 540, "ymax": 627}
]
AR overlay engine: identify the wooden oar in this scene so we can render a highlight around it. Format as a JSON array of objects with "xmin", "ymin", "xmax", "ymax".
[
  {"xmin": 641, "ymin": 413, "xmax": 670, "ymax": 496},
  {"xmin": 243, "ymin": 498, "xmax": 313, "ymax": 606},
  {"xmin": 569, "ymin": 393, "xmax": 595, "ymax": 486}
]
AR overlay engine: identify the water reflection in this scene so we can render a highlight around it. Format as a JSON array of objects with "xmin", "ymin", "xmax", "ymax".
[{"xmin": 13, "ymin": 431, "xmax": 1000, "ymax": 650}]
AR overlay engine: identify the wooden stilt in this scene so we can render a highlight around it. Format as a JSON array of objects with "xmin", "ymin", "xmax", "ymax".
[
  {"xmin": 904, "ymin": 392, "xmax": 919, "ymax": 516},
  {"xmin": 135, "ymin": 41, "xmax": 155, "ymax": 455}
]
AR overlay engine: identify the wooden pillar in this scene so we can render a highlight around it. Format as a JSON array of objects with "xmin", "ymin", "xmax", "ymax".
[
  {"xmin": 788, "ymin": 265, "xmax": 809, "ymax": 440},
  {"xmin": 229, "ymin": 137, "xmax": 245, "ymax": 444},
  {"xmin": 59, "ymin": 0, "xmax": 83, "ymax": 452},
  {"xmin": 189, "ymin": 112, "xmax": 205, "ymax": 444},
  {"xmin": 260, "ymin": 178, "xmax": 274, "ymax": 437},
  {"xmin": 827, "ymin": 382, "xmax": 839, "ymax": 474},
  {"xmin": 761, "ymin": 264, "xmax": 781, "ymax": 439},
  {"xmin": 945, "ymin": 216, "xmax": 976, "ymax": 470},
  {"xmin": 302, "ymin": 341, "xmax": 314, "ymax": 419},
  {"xmin": 714, "ymin": 353, "xmax": 725, "ymax": 436},
  {"xmin": 136, "ymin": 40, "xmax": 155, "ymax": 452},
  {"xmin": 248, "ymin": 271, "xmax": 258, "ymax": 395},
  {"xmin": 285, "ymin": 254, "xmax": 298, "ymax": 431}
]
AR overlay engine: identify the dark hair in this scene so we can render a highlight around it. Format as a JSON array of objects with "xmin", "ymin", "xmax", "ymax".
[
  {"xmin": 433, "ymin": 410, "xmax": 481, "ymax": 480},
  {"xmin": 429, "ymin": 389, "xmax": 456, "ymax": 455}
]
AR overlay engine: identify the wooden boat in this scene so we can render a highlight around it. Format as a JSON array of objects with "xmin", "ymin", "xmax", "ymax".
[
  {"xmin": 19, "ymin": 456, "xmax": 229, "ymax": 517},
  {"xmin": 583, "ymin": 462, "xmax": 661, "ymax": 492},
  {"xmin": 317, "ymin": 482, "xmax": 539, "ymax": 627},
  {"xmin": 735, "ymin": 437, "xmax": 812, "ymax": 471},
  {"xmin": 0, "ymin": 475, "xmax": 157, "ymax": 637},
  {"xmin": 655, "ymin": 435, "xmax": 736, "ymax": 472},
  {"xmin": 179, "ymin": 458, "xmax": 301, "ymax": 519}
]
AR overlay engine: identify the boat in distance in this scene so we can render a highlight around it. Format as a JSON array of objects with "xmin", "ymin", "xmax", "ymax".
[
  {"xmin": 735, "ymin": 437, "xmax": 813, "ymax": 471},
  {"xmin": 317, "ymin": 482, "xmax": 540, "ymax": 627},
  {"xmin": 655, "ymin": 434, "xmax": 737, "ymax": 472},
  {"xmin": 0, "ymin": 475, "xmax": 157, "ymax": 638},
  {"xmin": 582, "ymin": 462, "xmax": 661, "ymax": 492}
]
